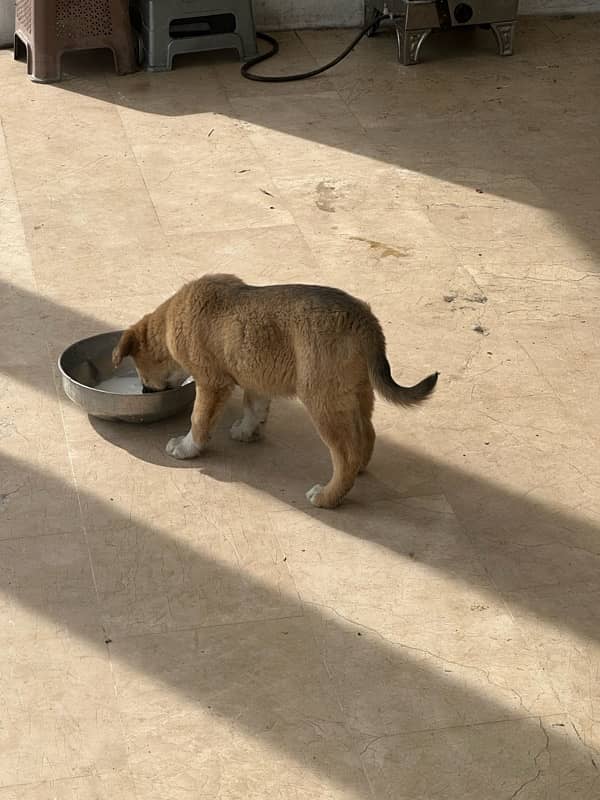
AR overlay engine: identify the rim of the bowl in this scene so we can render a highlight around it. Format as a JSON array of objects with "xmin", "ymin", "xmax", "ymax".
[{"xmin": 58, "ymin": 331, "xmax": 195, "ymax": 397}]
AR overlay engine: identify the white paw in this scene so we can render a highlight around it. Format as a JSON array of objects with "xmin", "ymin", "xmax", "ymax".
[
  {"xmin": 230, "ymin": 419, "xmax": 260, "ymax": 443},
  {"xmin": 166, "ymin": 433, "xmax": 201, "ymax": 460},
  {"xmin": 306, "ymin": 484, "xmax": 324, "ymax": 506}
]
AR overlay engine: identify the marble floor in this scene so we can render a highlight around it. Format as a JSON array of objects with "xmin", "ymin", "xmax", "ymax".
[{"xmin": 1, "ymin": 14, "xmax": 600, "ymax": 799}]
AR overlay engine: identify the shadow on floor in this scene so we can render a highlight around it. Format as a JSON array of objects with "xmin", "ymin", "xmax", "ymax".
[
  {"xmin": 2, "ymin": 277, "xmax": 600, "ymax": 789},
  {"xmin": 2, "ymin": 448, "xmax": 599, "ymax": 795},
  {"xmin": 21, "ymin": 20, "xmax": 600, "ymax": 266},
  {"xmin": 91, "ymin": 396, "xmax": 600, "ymax": 645},
  {"xmin": 2, "ymin": 276, "xmax": 600, "ymax": 653},
  {"xmin": 2, "ymin": 24, "xmax": 600, "ymax": 787}
]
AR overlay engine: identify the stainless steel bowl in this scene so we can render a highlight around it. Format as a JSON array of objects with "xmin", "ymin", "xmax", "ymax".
[{"xmin": 58, "ymin": 331, "xmax": 195, "ymax": 423}]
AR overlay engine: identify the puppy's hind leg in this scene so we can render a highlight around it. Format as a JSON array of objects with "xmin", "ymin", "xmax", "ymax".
[
  {"xmin": 304, "ymin": 399, "xmax": 363, "ymax": 509},
  {"xmin": 230, "ymin": 390, "xmax": 271, "ymax": 443},
  {"xmin": 358, "ymin": 385, "xmax": 375, "ymax": 473},
  {"xmin": 167, "ymin": 384, "xmax": 232, "ymax": 459}
]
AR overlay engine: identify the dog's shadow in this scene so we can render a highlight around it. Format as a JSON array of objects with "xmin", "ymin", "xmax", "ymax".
[
  {"xmin": 89, "ymin": 392, "xmax": 442, "ymax": 522},
  {"xmin": 88, "ymin": 390, "xmax": 600, "ymax": 657},
  {"xmin": 88, "ymin": 393, "xmax": 468, "ymax": 596}
]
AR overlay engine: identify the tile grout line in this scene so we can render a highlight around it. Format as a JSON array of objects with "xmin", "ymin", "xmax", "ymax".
[
  {"xmin": 356, "ymin": 711, "xmax": 565, "ymax": 748},
  {"xmin": 222, "ymin": 56, "xmax": 387, "ymax": 785},
  {"xmin": 224, "ymin": 42, "xmax": 394, "ymax": 771},
  {"xmin": 0, "ymin": 119, "xmax": 100, "ymax": 605},
  {"xmin": 105, "ymin": 612, "xmax": 307, "ymax": 644},
  {"xmin": 3, "ymin": 80, "xmax": 106, "ymax": 613},
  {"xmin": 212, "ymin": 50, "xmax": 553, "ymax": 796},
  {"xmin": 55, "ymin": 395, "xmax": 142, "ymax": 798},
  {"xmin": 296, "ymin": 29, "xmax": 375, "ymax": 140},
  {"xmin": 3, "ymin": 101, "xmax": 141, "ymax": 796},
  {"xmin": 223, "ymin": 34, "xmax": 343, "ymax": 282},
  {"xmin": 413, "ymin": 194, "xmax": 596, "ymax": 638},
  {"xmin": 211, "ymin": 53, "xmax": 322, "ymax": 262},
  {"xmin": 231, "ymin": 36, "xmax": 564, "ymax": 764},
  {"xmin": 269, "ymin": 520, "xmax": 382, "ymax": 800},
  {"xmin": 100, "ymin": 67, "xmax": 168, "ymax": 242}
]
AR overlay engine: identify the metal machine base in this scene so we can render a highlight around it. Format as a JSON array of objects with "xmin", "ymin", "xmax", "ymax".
[{"xmin": 368, "ymin": 0, "xmax": 519, "ymax": 65}]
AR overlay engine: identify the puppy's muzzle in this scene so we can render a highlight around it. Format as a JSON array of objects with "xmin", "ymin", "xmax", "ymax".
[{"xmin": 142, "ymin": 384, "xmax": 160, "ymax": 394}]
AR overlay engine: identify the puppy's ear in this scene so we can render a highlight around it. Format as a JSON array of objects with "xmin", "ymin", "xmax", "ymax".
[{"xmin": 112, "ymin": 329, "xmax": 137, "ymax": 367}]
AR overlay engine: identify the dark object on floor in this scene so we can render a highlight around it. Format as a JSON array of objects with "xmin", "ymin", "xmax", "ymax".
[
  {"xmin": 366, "ymin": 0, "xmax": 519, "ymax": 65},
  {"xmin": 13, "ymin": 0, "xmax": 136, "ymax": 82},
  {"xmin": 241, "ymin": 14, "xmax": 385, "ymax": 84}
]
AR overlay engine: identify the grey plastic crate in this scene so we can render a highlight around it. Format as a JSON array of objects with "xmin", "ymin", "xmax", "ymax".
[{"xmin": 131, "ymin": 0, "xmax": 257, "ymax": 71}]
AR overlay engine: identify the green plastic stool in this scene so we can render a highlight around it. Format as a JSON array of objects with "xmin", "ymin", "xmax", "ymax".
[{"xmin": 131, "ymin": 0, "xmax": 258, "ymax": 71}]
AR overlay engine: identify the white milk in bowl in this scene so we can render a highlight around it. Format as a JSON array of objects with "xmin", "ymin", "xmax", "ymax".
[{"xmin": 95, "ymin": 375, "xmax": 143, "ymax": 394}]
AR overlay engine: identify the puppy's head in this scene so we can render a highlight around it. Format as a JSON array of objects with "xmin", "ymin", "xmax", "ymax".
[{"xmin": 112, "ymin": 319, "xmax": 186, "ymax": 392}]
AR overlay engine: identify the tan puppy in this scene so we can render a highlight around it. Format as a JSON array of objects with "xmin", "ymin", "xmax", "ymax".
[{"xmin": 113, "ymin": 275, "xmax": 438, "ymax": 508}]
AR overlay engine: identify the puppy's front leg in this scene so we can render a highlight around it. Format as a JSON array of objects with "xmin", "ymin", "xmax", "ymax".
[
  {"xmin": 166, "ymin": 429, "xmax": 202, "ymax": 460},
  {"xmin": 166, "ymin": 383, "xmax": 233, "ymax": 460}
]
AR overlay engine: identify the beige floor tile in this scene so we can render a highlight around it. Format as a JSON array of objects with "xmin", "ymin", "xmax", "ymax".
[
  {"xmin": 20, "ymin": 170, "xmax": 167, "ymax": 298},
  {"xmin": 58, "ymin": 419, "xmax": 302, "ymax": 637},
  {"xmin": 105, "ymin": 53, "xmax": 229, "ymax": 116},
  {"xmin": 281, "ymin": 218, "xmax": 480, "ymax": 326},
  {"xmin": 470, "ymin": 536, "xmax": 600, "ymax": 594},
  {"xmin": 0, "ymin": 231, "xmax": 33, "ymax": 289},
  {"xmin": 0, "ymin": 772, "xmax": 136, "ymax": 800},
  {"xmin": 32, "ymin": 244, "xmax": 179, "ymax": 304},
  {"xmin": 335, "ymin": 46, "xmax": 520, "ymax": 132},
  {"xmin": 426, "ymin": 197, "xmax": 577, "ymax": 255},
  {"xmin": 45, "ymin": 293, "xmax": 173, "ymax": 367},
  {"xmin": 361, "ymin": 715, "xmax": 599, "ymax": 800},
  {"xmin": 362, "ymin": 433, "xmax": 441, "ymax": 498},
  {"xmin": 0, "ymin": 125, "xmax": 46, "ymax": 366},
  {"xmin": 88, "ymin": 513, "xmax": 302, "ymax": 638},
  {"xmin": 3, "ymin": 89, "xmax": 135, "ymax": 208},
  {"xmin": 112, "ymin": 618, "xmax": 371, "ymax": 800},
  {"xmin": 0, "ymin": 370, "xmax": 79, "ymax": 541},
  {"xmin": 230, "ymin": 91, "xmax": 382, "ymax": 181},
  {"xmin": 0, "ymin": 279, "xmax": 49, "ymax": 367},
  {"xmin": 164, "ymin": 224, "xmax": 320, "ymax": 285},
  {"xmin": 0, "ymin": 531, "xmax": 98, "ymax": 645},
  {"xmin": 459, "ymin": 273, "xmax": 600, "ymax": 431},
  {"xmin": 0, "ymin": 637, "xmax": 127, "ymax": 788},
  {"xmin": 1, "ymin": 72, "xmax": 175, "ymax": 305},
  {"xmin": 116, "ymin": 100, "xmax": 294, "ymax": 235},
  {"xmin": 267, "ymin": 175, "xmax": 447, "ymax": 301},
  {"xmin": 1, "ymin": 14, "xmax": 600, "ymax": 797},
  {"xmin": 0, "ymin": 134, "xmax": 31, "ymax": 284},
  {"xmin": 274, "ymin": 498, "xmax": 560, "ymax": 721},
  {"xmin": 504, "ymin": 583, "xmax": 600, "ymax": 751},
  {"xmin": 431, "ymin": 427, "xmax": 600, "ymax": 590},
  {"xmin": 309, "ymin": 609, "xmax": 560, "ymax": 736}
]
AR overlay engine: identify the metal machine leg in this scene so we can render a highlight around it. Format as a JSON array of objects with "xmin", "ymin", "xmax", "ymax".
[
  {"xmin": 395, "ymin": 25, "xmax": 431, "ymax": 65},
  {"xmin": 490, "ymin": 20, "xmax": 516, "ymax": 56}
]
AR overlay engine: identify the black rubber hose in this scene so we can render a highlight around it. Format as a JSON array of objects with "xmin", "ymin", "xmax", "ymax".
[{"xmin": 241, "ymin": 17, "xmax": 386, "ymax": 83}]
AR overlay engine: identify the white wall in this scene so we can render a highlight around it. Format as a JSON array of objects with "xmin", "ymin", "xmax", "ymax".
[
  {"xmin": 254, "ymin": 0, "xmax": 600, "ymax": 30},
  {"xmin": 521, "ymin": 0, "xmax": 600, "ymax": 11},
  {"xmin": 253, "ymin": 0, "xmax": 364, "ymax": 29}
]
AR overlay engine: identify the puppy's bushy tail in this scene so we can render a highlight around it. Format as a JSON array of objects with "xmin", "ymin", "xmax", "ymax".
[{"xmin": 367, "ymin": 331, "xmax": 438, "ymax": 407}]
